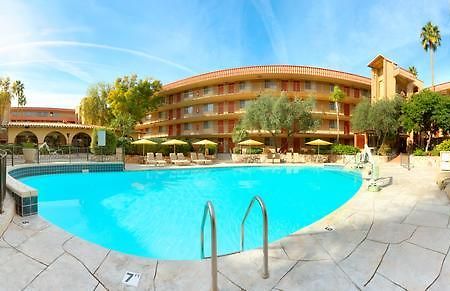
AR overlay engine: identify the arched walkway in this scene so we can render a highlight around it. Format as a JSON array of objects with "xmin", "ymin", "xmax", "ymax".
[
  {"xmin": 71, "ymin": 132, "xmax": 92, "ymax": 147},
  {"xmin": 14, "ymin": 131, "xmax": 38, "ymax": 145},
  {"xmin": 44, "ymin": 131, "xmax": 67, "ymax": 146}
]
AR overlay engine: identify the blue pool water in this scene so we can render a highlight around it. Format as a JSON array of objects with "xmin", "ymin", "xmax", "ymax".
[{"xmin": 20, "ymin": 166, "xmax": 361, "ymax": 260}]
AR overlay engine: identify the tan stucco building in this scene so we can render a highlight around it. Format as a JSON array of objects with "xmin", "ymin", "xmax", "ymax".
[
  {"xmin": 136, "ymin": 55, "xmax": 425, "ymax": 152},
  {"xmin": 368, "ymin": 55, "xmax": 423, "ymax": 101}
]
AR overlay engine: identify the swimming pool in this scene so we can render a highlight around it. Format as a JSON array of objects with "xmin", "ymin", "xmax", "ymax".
[{"xmin": 20, "ymin": 166, "xmax": 362, "ymax": 260}]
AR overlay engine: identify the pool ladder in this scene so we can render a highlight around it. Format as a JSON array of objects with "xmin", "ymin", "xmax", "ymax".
[{"xmin": 200, "ymin": 196, "xmax": 269, "ymax": 291}]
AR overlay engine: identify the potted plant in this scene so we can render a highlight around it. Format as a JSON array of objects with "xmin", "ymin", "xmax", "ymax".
[{"xmin": 22, "ymin": 142, "xmax": 37, "ymax": 163}]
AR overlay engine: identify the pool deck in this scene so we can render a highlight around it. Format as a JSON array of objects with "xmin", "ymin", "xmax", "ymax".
[{"xmin": 1, "ymin": 163, "xmax": 450, "ymax": 290}]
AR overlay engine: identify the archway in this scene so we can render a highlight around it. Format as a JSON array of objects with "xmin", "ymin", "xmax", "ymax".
[
  {"xmin": 44, "ymin": 131, "xmax": 67, "ymax": 147},
  {"xmin": 14, "ymin": 131, "xmax": 38, "ymax": 145},
  {"xmin": 71, "ymin": 132, "xmax": 92, "ymax": 148}
]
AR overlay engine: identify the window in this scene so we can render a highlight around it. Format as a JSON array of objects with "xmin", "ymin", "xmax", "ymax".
[
  {"xmin": 158, "ymin": 126, "xmax": 166, "ymax": 133},
  {"xmin": 203, "ymin": 103, "xmax": 214, "ymax": 112},
  {"xmin": 293, "ymin": 81, "xmax": 300, "ymax": 91},
  {"xmin": 188, "ymin": 91, "xmax": 194, "ymax": 98},
  {"xmin": 281, "ymin": 80, "xmax": 289, "ymax": 91},
  {"xmin": 239, "ymin": 81, "xmax": 247, "ymax": 91},
  {"xmin": 329, "ymin": 120, "xmax": 337, "ymax": 129},
  {"xmin": 183, "ymin": 123, "xmax": 192, "ymax": 130},
  {"xmin": 228, "ymin": 83, "xmax": 235, "ymax": 93},
  {"xmin": 264, "ymin": 80, "xmax": 276, "ymax": 89},
  {"xmin": 203, "ymin": 87, "xmax": 211, "ymax": 95},
  {"xmin": 158, "ymin": 111, "xmax": 166, "ymax": 119},
  {"xmin": 239, "ymin": 100, "xmax": 248, "ymax": 109},
  {"xmin": 182, "ymin": 91, "xmax": 189, "ymax": 99},
  {"xmin": 329, "ymin": 102, "xmax": 336, "ymax": 111},
  {"xmin": 203, "ymin": 121, "xmax": 212, "ymax": 129},
  {"xmin": 305, "ymin": 81, "xmax": 312, "ymax": 90},
  {"xmin": 329, "ymin": 84, "xmax": 335, "ymax": 92},
  {"xmin": 183, "ymin": 106, "xmax": 193, "ymax": 114}
]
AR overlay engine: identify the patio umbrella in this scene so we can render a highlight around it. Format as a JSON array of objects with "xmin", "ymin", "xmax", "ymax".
[
  {"xmin": 161, "ymin": 139, "xmax": 188, "ymax": 154},
  {"xmin": 237, "ymin": 139, "xmax": 264, "ymax": 146},
  {"xmin": 131, "ymin": 139, "xmax": 157, "ymax": 156},
  {"xmin": 193, "ymin": 139, "xmax": 217, "ymax": 155},
  {"xmin": 306, "ymin": 139, "xmax": 332, "ymax": 155}
]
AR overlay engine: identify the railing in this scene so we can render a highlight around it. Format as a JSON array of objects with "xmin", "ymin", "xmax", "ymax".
[
  {"xmin": 400, "ymin": 153, "xmax": 411, "ymax": 170},
  {"xmin": 0, "ymin": 145, "xmax": 123, "ymax": 166},
  {"xmin": 200, "ymin": 201, "xmax": 218, "ymax": 291},
  {"xmin": 0, "ymin": 149, "xmax": 7, "ymax": 213},
  {"xmin": 241, "ymin": 195, "xmax": 269, "ymax": 279}
]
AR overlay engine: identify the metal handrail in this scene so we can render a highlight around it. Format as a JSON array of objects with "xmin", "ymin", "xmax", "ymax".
[
  {"xmin": 200, "ymin": 201, "xmax": 218, "ymax": 291},
  {"xmin": 0, "ymin": 149, "xmax": 7, "ymax": 214},
  {"xmin": 241, "ymin": 195, "xmax": 269, "ymax": 279}
]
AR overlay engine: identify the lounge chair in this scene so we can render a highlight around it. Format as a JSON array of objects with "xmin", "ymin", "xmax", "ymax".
[
  {"xmin": 155, "ymin": 153, "xmax": 167, "ymax": 166},
  {"xmin": 293, "ymin": 153, "xmax": 305, "ymax": 163},
  {"xmin": 171, "ymin": 153, "xmax": 190, "ymax": 166},
  {"xmin": 285, "ymin": 153, "xmax": 293, "ymax": 163},
  {"xmin": 146, "ymin": 152, "xmax": 157, "ymax": 165},
  {"xmin": 197, "ymin": 153, "xmax": 213, "ymax": 164}
]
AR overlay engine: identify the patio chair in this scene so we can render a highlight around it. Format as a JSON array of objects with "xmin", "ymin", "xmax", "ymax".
[
  {"xmin": 155, "ymin": 153, "xmax": 167, "ymax": 166},
  {"xmin": 284, "ymin": 153, "xmax": 293, "ymax": 163},
  {"xmin": 293, "ymin": 153, "xmax": 305, "ymax": 163},
  {"xmin": 146, "ymin": 152, "xmax": 157, "ymax": 165},
  {"xmin": 197, "ymin": 153, "xmax": 213, "ymax": 164},
  {"xmin": 175, "ymin": 153, "xmax": 190, "ymax": 166},
  {"xmin": 169, "ymin": 153, "xmax": 178, "ymax": 164}
]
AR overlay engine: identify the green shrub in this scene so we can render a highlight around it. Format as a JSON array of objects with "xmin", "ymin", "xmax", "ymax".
[
  {"xmin": 22, "ymin": 142, "xmax": 36, "ymax": 149},
  {"xmin": 434, "ymin": 139, "xmax": 450, "ymax": 152},
  {"xmin": 377, "ymin": 144, "xmax": 392, "ymax": 156},
  {"xmin": 90, "ymin": 128, "xmax": 117, "ymax": 155},
  {"xmin": 246, "ymin": 147, "xmax": 263, "ymax": 154},
  {"xmin": 198, "ymin": 144, "xmax": 217, "ymax": 155},
  {"xmin": 331, "ymin": 144, "xmax": 360, "ymax": 155},
  {"xmin": 413, "ymin": 148, "xmax": 426, "ymax": 156}
]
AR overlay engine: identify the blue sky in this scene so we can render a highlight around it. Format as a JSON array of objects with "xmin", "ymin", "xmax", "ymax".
[{"xmin": 1, "ymin": 0, "xmax": 449, "ymax": 107}]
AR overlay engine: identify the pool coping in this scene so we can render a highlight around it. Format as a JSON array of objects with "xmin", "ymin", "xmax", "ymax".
[{"xmin": 3, "ymin": 162, "xmax": 448, "ymax": 290}]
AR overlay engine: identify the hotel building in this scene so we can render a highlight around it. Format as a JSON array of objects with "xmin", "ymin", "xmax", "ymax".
[{"xmin": 136, "ymin": 55, "xmax": 424, "ymax": 153}]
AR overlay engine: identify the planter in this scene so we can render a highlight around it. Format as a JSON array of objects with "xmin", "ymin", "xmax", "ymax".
[{"xmin": 22, "ymin": 148, "xmax": 37, "ymax": 163}]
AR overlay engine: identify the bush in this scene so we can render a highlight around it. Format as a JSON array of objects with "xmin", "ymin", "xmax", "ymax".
[
  {"xmin": 331, "ymin": 144, "xmax": 360, "ymax": 155},
  {"xmin": 434, "ymin": 139, "xmax": 450, "ymax": 153},
  {"xmin": 22, "ymin": 142, "xmax": 36, "ymax": 149},
  {"xmin": 413, "ymin": 148, "xmax": 426, "ymax": 156},
  {"xmin": 377, "ymin": 144, "xmax": 392, "ymax": 156},
  {"xmin": 90, "ymin": 128, "xmax": 117, "ymax": 155},
  {"xmin": 198, "ymin": 144, "xmax": 217, "ymax": 155}
]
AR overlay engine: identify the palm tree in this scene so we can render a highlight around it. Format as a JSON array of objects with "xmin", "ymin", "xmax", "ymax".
[
  {"xmin": 0, "ymin": 77, "xmax": 26, "ymax": 124},
  {"xmin": 420, "ymin": 22, "xmax": 441, "ymax": 88},
  {"xmin": 408, "ymin": 66, "xmax": 418, "ymax": 78},
  {"xmin": 329, "ymin": 85, "xmax": 345, "ymax": 143},
  {"xmin": 12, "ymin": 80, "xmax": 26, "ymax": 107}
]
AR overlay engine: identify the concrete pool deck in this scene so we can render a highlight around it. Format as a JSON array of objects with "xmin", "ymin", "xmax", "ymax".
[{"xmin": 1, "ymin": 163, "xmax": 450, "ymax": 290}]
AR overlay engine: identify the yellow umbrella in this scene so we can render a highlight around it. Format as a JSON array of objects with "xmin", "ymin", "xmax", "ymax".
[
  {"xmin": 161, "ymin": 139, "xmax": 188, "ymax": 154},
  {"xmin": 193, "ymin": 139, "xmax": 217, "ymax": 155},
  {"xmin": 131, "ymin": 139, "xmax": 157, "ymax": 156},
  {"xmin": 238, "ymin": 139, "xmax": 264, "ymax": 146},
  {"xmin": 306, "ymin": 139, "xmax": 332, "ymax": 155}
]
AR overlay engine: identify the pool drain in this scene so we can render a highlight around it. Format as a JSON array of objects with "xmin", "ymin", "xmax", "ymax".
[{"xmin": 325, "ymin": 226, "xmax": 334, "ymax": 231}]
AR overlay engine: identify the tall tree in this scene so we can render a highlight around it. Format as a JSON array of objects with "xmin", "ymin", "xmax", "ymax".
[
  {"xmin": 108, "ymin": 74, "xmax": 162, "ymax": 126},
  {"xmin": 420, "ymin": 21, "xmax": 441, "ymax": 88},
  {"xmin": 351, "ymin": 96, "xmax": 403, "ymax": 148},
  {"xmin": 329, "ymin": 85, "xmax": 346, "ymax": 143},
  {"xmin": 408, "ymin": 66, "xmax": 418, "ymax": 78},
  {"xmin": 238, "ymin": 93, "xmax": 317, "ymax": 152},
  {"xmin": 402, "ymin": 90, "xmax": 450, "ymax": 151},
  {"xmin": 80, "ymin": 83, "xmax": 111, "ymax": 125}
]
